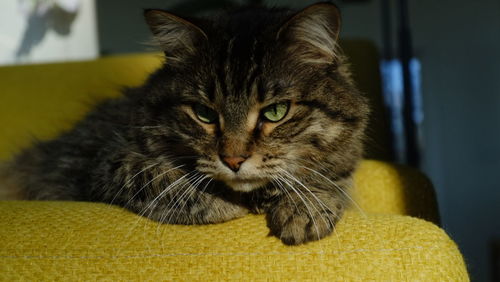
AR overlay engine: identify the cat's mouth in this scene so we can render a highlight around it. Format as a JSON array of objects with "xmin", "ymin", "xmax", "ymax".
[{"xmin": 223, "ymin": 177, "xmax": 268, "ymax": 192}]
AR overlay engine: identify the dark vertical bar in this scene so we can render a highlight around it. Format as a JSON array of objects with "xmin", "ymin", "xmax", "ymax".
[
  {"xmin": 397, "ymin": 0, "xmax": 420, "ymax": 167},
  {"xmin": 380, "ymin": 0, "xmax": 392, "ymax": 60},
  {"xmin": 492, "ymin": 239, "xmax": 500, "ymax": 282},
  {"xmin": 380, "ymin": 0, "xmax": 397, "ymax": 161}
]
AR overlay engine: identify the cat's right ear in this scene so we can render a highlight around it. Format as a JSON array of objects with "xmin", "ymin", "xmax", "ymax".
[
  {"xmin": 144, "ymin": 10, "xmax": 207, "ymax": 63},
  {"xmin": 276, "ymin": 3, "xmax": 341, "ymax": 65}
]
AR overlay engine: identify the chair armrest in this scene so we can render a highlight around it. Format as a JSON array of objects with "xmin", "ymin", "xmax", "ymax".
[
  {"xmin": 0, "ymin": 201, "xmax": 467, "ymax": 280},
  {"xmin": 354, "ymin": 160, "xmax": 440, "ymax": 224}
]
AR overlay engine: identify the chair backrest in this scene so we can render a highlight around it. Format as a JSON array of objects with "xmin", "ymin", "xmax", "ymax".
[
  {"xmin": 341, "ymin": 39, "xmax": 393, "ymax": 160},
  {"xmin": 0, "ymin": 53, "xmax": 162, "ymax": 160}
]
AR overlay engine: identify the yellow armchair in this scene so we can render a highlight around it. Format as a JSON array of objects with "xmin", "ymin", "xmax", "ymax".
[{"xmin": 0, "ymin": 44, "xmax": 468, "ymax": 280}]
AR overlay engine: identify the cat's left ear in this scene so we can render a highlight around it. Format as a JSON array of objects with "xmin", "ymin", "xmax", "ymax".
[
  {"xmin": 277, "ymin": 3, "xmax": 341, "ymax": 65},
  {"xmin": 144, "ymin": 9, "xmax": 207, "ymax": 63}
]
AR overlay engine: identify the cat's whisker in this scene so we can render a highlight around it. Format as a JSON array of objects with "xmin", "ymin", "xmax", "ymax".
[
  {"xmin": 191, "ymin": 177, "xmax": 213, "ymax": 208},
  {"xmin": 271, "ymin": 177, "xmax": 299, "ymax": 212},
  {"xmin": 132, "ymin": 171, "xmax": 193, "ymax": 238},
  {"xmin": 169, "ymin": 174, "xmax": 209, "ymax": 225},
  {"xmin": 144, "ymin": 171, "xmax": 199, "ymax": 220},
  {"xmin": 149, "ymin": 172, "xmax": 202, "ymax": 234},
  {"xmin": 270, "ymin": 176, "xmax": 296, "ymax": 241},
  {"xmin": 136, "ymin": 170, "xmax": 196, "ymax": 219},
  {"xmin": 297, "ymin": 165, "xmax": 367, "ymax": 218},
  {"xmin": 279, "ymin": 168, "xmax": 347, "ymax": 245},
  {"xmin": 124, "ymin": 171, "xmax": 197, "ymax": 240},
  {"xmin": 109, "ymin": 162, "xmax": 160, "ymax": 206},
  {"xmin": 162, "ymin": 172, "xmax": 207, "ymax": 224},
  {"xmin": 279, "ymin": 173, "xmax": 333, "ymax": 240},
  {"xmin": 274, "ymin": 175, "xmax": 324, "ymax": 243},
  {"xmin": 159, "ymin": 172, "xmax": 203, "ymax": 217},
  {"xmin": 121, "ymin": 156, "xmax": 196, "ymax": 214},
  {"xmin": 279, "ymin": 168, "xmax": 338, "ymax": 218},
  {"xmin": 278, "ymin": 169, "xmax": 342, "ymax": 248},
  {"xmin": 124, "ymin": 164, "xmax": 185, "ymax": 209},
  {"xmin": 155, "ymin": 174, "xmax": 201, "ymax": 234},
  {"xmin": 275, "ymin": 171, "xmax": 322, "ymax": 242}
]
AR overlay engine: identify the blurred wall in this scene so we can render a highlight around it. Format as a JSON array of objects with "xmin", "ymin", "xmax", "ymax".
[
  {"xmin": 97, "ymin": 0, "xmax": 185, "ymax": 55},
  {"xmin": 0, "ymin": 0, "xmax": 98, "ymax": 65},
  {"xmin": 96, "ymin": 0, "xmax": 500, "ymax": 281},
  {"xmin": 410, "ymin": 1, "xmax": 500, "ymax": 281}
]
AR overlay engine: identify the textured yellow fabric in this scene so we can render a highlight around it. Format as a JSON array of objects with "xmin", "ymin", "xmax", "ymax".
[
  {"xmin": 0, "ymin": 201, "xmax": 467, "ymax": 281},
  {"xmin": 0, "ymin": 53, "xmax": 163, "ymax": 160},
  {"xmin": 354, "ymin": 160, "xmax": 440, "ymax": 224}
]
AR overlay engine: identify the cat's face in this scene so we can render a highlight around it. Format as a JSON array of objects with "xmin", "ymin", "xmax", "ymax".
[{"xmin": 137, "ymin": 4, "xmax": 368, "ymax": 192}]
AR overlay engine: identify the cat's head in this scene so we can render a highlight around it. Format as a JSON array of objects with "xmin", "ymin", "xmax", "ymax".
[{"xmin": 136, "ymin": 3, "xmax": 369, "ymax": 192}]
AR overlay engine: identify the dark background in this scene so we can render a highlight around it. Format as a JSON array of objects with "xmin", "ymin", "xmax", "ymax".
[{"xmin": 95, "ymin": 0, "xmax": 500, "ymax": 280}]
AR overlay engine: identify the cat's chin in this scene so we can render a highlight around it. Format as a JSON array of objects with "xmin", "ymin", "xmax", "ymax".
[{"xmin": 223, "ymin": 178, "xmax": 268, "ymax": 192}]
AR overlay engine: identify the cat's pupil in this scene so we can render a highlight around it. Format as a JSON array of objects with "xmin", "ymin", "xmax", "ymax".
[{"xmin": 194, "ymin": 104, "xmax": 217, "ymax": 124}]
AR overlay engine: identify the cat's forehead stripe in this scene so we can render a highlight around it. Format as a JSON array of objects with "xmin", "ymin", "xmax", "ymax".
[
  {"xmin": 210, "ymin": 36, "xmax": 266, "ymax": 102},
  {"xmin": 245, "ymin": 65, "xmax": 261, "ymax": 101},
  {"xmin": 197, "ymin": 88, "xmax": 208, "ymax": 100},
  {"xmin": 297, "ymin": 100, "xmax": 360, "ymax": 124},
  {"xmin": 206, "ymin": 79, "xmax": 216, "ymax": 102}
]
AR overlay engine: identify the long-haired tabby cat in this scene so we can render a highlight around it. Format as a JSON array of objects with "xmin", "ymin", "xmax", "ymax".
[{"xmin": 1, "ymin": 2, "xmax": 368, "ymax": 245}]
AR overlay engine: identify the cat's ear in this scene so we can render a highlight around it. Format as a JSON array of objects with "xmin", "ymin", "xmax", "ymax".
[
  {"xmin": 277, "ymin": 3, "xmax": 341, "ymax": 65},
  {"xmin": 144, "ymin": 9, "xmax": 207, "ymax": 63}
]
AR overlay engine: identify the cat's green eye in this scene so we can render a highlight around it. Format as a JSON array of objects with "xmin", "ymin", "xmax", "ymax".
[
  {"xmin": 193, "ymin": 104, "xmax": 218, "ymax": 124},
  {"xmin": 262, "ymin": 102, "xmax": 289, "ymax": 122}
]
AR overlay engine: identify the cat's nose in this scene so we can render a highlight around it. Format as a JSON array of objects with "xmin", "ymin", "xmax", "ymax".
[{"xmin": 221, "ymin": 155, "xmax": 248, "ymax": 172}]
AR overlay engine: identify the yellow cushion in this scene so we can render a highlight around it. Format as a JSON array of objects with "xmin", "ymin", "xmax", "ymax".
[{"xmin": 0, "ymin": 200, "xmax": 467, "ymax": 280}]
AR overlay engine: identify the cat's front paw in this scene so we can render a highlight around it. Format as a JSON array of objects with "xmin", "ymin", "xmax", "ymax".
[{"xmin": 267, "ymin": 205, "xmax": 342, "ymax": 245}]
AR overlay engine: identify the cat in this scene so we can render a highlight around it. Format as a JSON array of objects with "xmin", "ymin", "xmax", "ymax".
[{"xmin": 1, "ymin": 2, "xmax": 369, "ymax": 245}]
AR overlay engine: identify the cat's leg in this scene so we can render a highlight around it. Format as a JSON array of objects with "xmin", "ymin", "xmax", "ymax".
[{"xmin": 266, "ymin": 180, "xmax": 348, "ymax": 245}]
